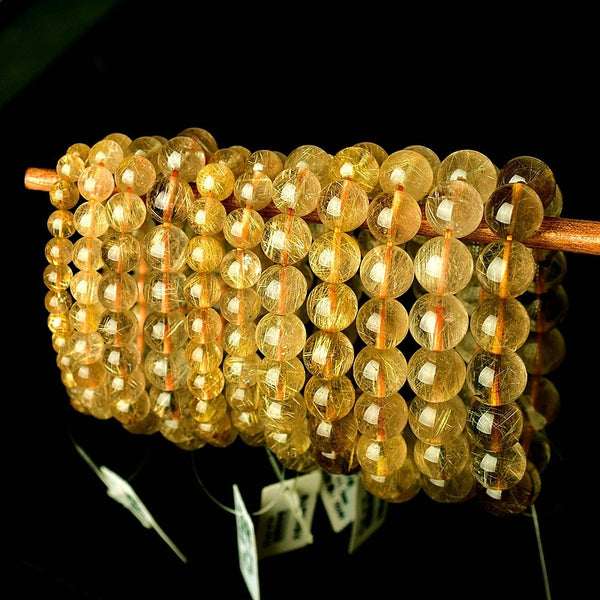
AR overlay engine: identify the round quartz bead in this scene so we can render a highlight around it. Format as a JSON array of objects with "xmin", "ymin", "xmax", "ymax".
[
  {"xmin": 222, "ymin": 321, "xmax": 258, "ymax": 357},
  {"xmin": 68, "ymin": 331, "xmax": 105, "ymax": 364},
  {"xmin": 404, "ymin": 145, "xmax": 441, "ymax": 180},
  {"xmin": 261, "ymin": 214, "xmax": 313, "ymax": 265},
  {"xmin": 144, "ymin": 348, "xmax": 189, "ymax": 391},
  {"xmin": 98, "ymin": 309, "xmax": 138, "ymax": 346},
  {"xmin": 209, "ymin": 147, "xmax": 246, "ymax": 178},
  {"xmin": 146, "ymin": 176, "xmax": 194, "ymax": 224},
  {"xmin": 272, "ymin": 167, "xmax": 321, "ymax": 216},
  {"xmin": 226, "ymin": 383, "xmax": 261, "ymax": 411},
  {"xmin": 354, "ymin": 392, "xmax": 408, "ymax": 440},
  {"xmin": 69, "ymin": 301, "xmax": 103, "ymax": 333},
  {"xmin": 353, "ymin": 346, "xmax": 407, "ymax": 397},
  {"xmin": 317, "ymin": 180, "xmax": 370, "ymax": 232},
  {"xmin": 49, "ymin": 178, "xmax": 79, "ymax": 210},
  {"xmin": 262, "ymin": 392, "xmax": 306, "ymax": 433},
  {"xmin": 309, "ymin": 231, "xmax": 362, "ymax": 283},
  {"xmin": 266, "ymin": 421, "xmax": 312, "ymax": 461},
  {"xmin": 143, "ymin": 310, "xmax": 187, "ymax": 352},
  {"xmin": 466, "ymin": 349, "xmax": 528, "ymax": 405},
  {"xmin": 408, "ymin": 395, "xmax": 466, "ymax": 445},
  {"xmin": 178, "ymin": 127, "xmax": 218, "ymax": 155},
  {"xmin": 127, "ymin": 136, "xmax": 163, "ymax": 168},
  {"xmin": 45, "ymin": 237, "xmax": 73, "ymax": 266},
  {"xmin": 223, "ymin": 208, "xmax": 265, "ymax": 249},
  {"xmin": 234, "ymin": 170, "xmax": 274, "ymax": 210},
  {"xmin": 256, "ymin": 265, "xmax": 308, "ymax": 314},
  {"xmin": 485, "ymin": 183, "xmax": 544, "ymax": 241},
  {"xmin": 407, "ymin": 347, "xmax": 466, "ymax": 402},
  {"xmin": 356, "ymin": 435, "xmax": 407, "ymax": 476},
  {"xmin": 413, "ymin": 433, "xmax": 471, "ymax": 479},
  {"xmin": 304, "ymin": 375, "xmax": 355, "ymax": 421},
  {"xmin": 470, "ymin": 442, "xmax": 527, "ymax": 490},
  {"xmin": 188, "ymin": 197, "xmax": 227, "ymax": 236},
  {"xmin": 425, "ymin": 180, "xmax": 483, "ymax": 237},
  {"xmin": 57, "ymin": 153, "xmax": 85, "ymax": 182},
  {"xmin": 421, "ymin": 464, "xmax": 474, "ymax": 504},
  {"xmin": 220, "ymin": 287, "xmax": 261, "ymax": 324},
  {"xmin": 71, "ymin": 359, "xmax": 106, "ymax": 389},
  {"xmin": 521, "ymin": 285, "xmax": 569, "ymax": 332},
  {"xmin": 105, "ymin": 192, "xmax": 147, "ymax": 233},
  {"xmin": 303, "ymin": 330, "xmax": 354, "ymax": 378},
  {"xmin": 88, "ymin": 139, "xmax": 124, "ymax": 172},
  {"xmin": 185, "ymin": 307, "xmax": 222, "ymax": 343},
  {"xmin": 77, "ymin": 165, "xmax": 114, "ymax": 202},
  {"xmin": 43, "ymin": 263, "xmax": 73, "ymax": 292},
  {"xmin": 413, "ymin": 236, "xmax": 474, "ymax": 295},
  {"xmin": 436, "ymin": 149, "xmax": 498, "ymax": 204},
  {"xmin": 102, "ymin": 343, "xmax": 141, "ymax": 376},
  {"xmin": 470, "ymin": 296, "xmax": 530, "ymax": 352},
  {"xmin": 114, "ymin": 155, "xmax": 156, "ymax": 195},
  {"xmin": 475, "ymin": 241, "xmax": 535, "ymax": 298},
  {"xmin": 497, "ymin": 155, "xmax": 556, "ymax": 208},
  {"xmin": 306, "ymin": 282, "xmax": 358, "ymax": 331},
  {"xmin": 74, "ymin": 201, "xmax": 109, "ymax": 238},
  {"xmin": 142, "ymin": 224, "xmax": 189, "ymax": 272},
  {"xmin": 98, "ymin": 272, "xmax": 138, "ymax": 311},
  {"xmin": 157, "ymin": 136, "xmax": 206, "ymax": 181},
  {"xmin": 101, "ymin": 232, "xmax": 140, "ymax": 273},
  {"xmin": 189, "ymin": 393, "xmax": 228, "ymax": 423},
  {"xmin": 466, "ymin": 398, "xmax": 524, "ymax": 451},
  {"xmin": 245, "ymin": 149, "xmax": 284, "ymax": 180},
  {"xmin": 356, "ymin": 298, "xmax": 408, "ymax": 348},
  {"xmin": 220, "ymin": 248, "xmax": 262, "ymax": 289},
  {"xmin": 185, "ymin": 235, "xmax": 224, "ymax": 272},
  {"xmin": 329, "ymin": 146, "xmax": 379, "ymax": 193},
  {"xmin": 188, "ymin": 342, "xmax": 224, "ymax": 376},
  {"xmin": 360, "ymin": 245, "xmax": 414, "ymax": 299},
  {"xmin": 378, "ymin": 149, "xmax": 434, "ymax": 201},
  {"xmin": 256, "ymin": 313, "xmax": 307, "ymax": 360},
  {"xmin": 70, "ymin": 270, "xmax": 101, "ymax": 304},
  {"xmin": 408, "ymin": 292, "xmax": 469, "ymax": 351},
  {"xmin": 366, "ymin": 189, "xmax": 422, "ymax": 244},
  {"xmin": 361, "ymin": 456, "xmax": 422, "ymax": 503},
  {"xmin": 285, "ymin": 144, "xmax": 332, "ymax": 187},
  {"xmin": 67, "ymin": 142, "xmax": 90, "ymax": 161},
  {"xmin": 308, "ymin": 412, "xmax": 358, "ymax": 452},
  {"xmin": 47, "ymin": 209, "xmax": 76, "ymax": 238},
  {"xmin": 45, "ymin": 290, "xmax": 73, "ymax": 315},
  {"xmin": 518, "ymin": 329, "xmax": 566, "ymax": 375},
  {"xmin": 257, "ymin": 356, "xmax": 306, "ymax": 400},
  {"xmin": 144, "ymin": 271, "xmax": 186, "ymax": 312},
  {"xmin": 222, "ymin": 353, "xmax": 259, "ymax": 386},
  {"xmin": 196, "ymin": 162, "xmax": 235, "ymax": 201},
  {"xmin": 187, "ymin": 367, "xmax": 225, "ymax": 400},
  {"xmin": 183, "ymin": 272, "xmax": 223, "ymax": 308},
  {"xmin": 111, "ymin": 389, "xmax": 151, "ymax": 426}
]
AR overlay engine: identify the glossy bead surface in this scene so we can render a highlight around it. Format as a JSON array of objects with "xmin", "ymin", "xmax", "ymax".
[
  {"xmin": 360, "ymin": 244, "xmax": 414, "ymax": 299},
  {"xmin": 425, "ymin": 180, "xmax": 483, "ymax": 237},
  {"xmin": 308, "ymin": 231, "xmax": 362, "ymax": 283},
  {"xmin": 408, "ymin": 395, "xmax": 466, "ymax": 444},
  {"xmin": 354, "ymin": 392, "xmax": 408, "ymax": 440},
  {"xmin": 306, "ymin": 282, "xmax": 358, "ymax": 331},
  {"xmin": 356, "ymin": 298, "xmax": 408, "ymax": 348},
  {"xmin": 304, "ymin": 375, "xmax": 355, "ymax": 421},
  {"xmin": 497, "ymin": 155, "xmax": 556, "ymax": 207},
  {"xmin": 407, "ymin": 347, "xmax": 466, "ymax": 402},
  {"xmin": 378, "ymin": 149, "xmax": 434, "ymax": 201},
  {"xmin": 470, "ymin": 443, "xmax": 527, "ymax": 490},
  {"xmin": 466, "ymin": 398, "xmax": 524, "ymax": 451},
  {"xmin": 353, "ymin": 346, "xmax": 407, "ymax": 397},
  {"xmin": 366, "ymin": 189, "xmax": 422, "ymax": 244},
  {"xmin": 317, "ymin": 180, "xmax": 369, "ymax": 231}
]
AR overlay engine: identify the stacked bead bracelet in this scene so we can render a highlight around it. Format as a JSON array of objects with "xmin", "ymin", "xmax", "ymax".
[{"xmin": 40, "ymin": 128, "xmax": 569, "ymax": 516}]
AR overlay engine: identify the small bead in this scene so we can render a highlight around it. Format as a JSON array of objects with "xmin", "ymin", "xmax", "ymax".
[
  {"xmin": 378, "ymin": 149, "xmax": 434, "ymax": 201},
  {"xmin": 263, "ymin": 392, "xmax": 306, "ymax": 433},
  {"xmin": 222, "ymin": 321, "xmax": 258, "ymax": 357},
  {"xmin": 74, "ymin": 201, "xmax": 109, "ymax": 238},
  {"xmin": 219, "ymin": 287, "xmax": 262, "ymax": 324},
  {"xmin": 47, "ymin": 209, "xmax": 76, "ymax": 238},
  {"xmin": 272, "ymin": 167, "xmax": 321, "ymax": 216},
  {"xmin": 470, "ymin": 443, "xmax": 527, "ymax": 490},
  {"xmin": 143, "ymin": 310, "xmax": 188, "ymax": 352},
  {"xmin": 187, "ymin": 342, "xmax": 224, "ymax": 375},
  {"xmin": 185, "ymin": 307, "xmax": 222, "ymax": 343},
  {"xmin": 56, "ymin": 153, "xmax": 85, "ymax": 182},
  {"xmin": 353, "ymin": 346, "xmax": 407, "ymax": 397},
  {"xmin": 115, "ymin": 155, "xmax": 156, "ymax": 195},
  {"xmin": 245, "ymin": 149, "xmax": 284, "ymax": 180},
  {"xmin": 256, "ymin": 264, "xmax": 308, "ymax": 314},
  {"xmin": 222, "ymin": 353, "xmax": 259, "ymax": 386},
  {"xmin": 257, "ymin": 356, "xmax": 306, "ymax": 399},
  {"xmin": 144, "ymin": 271, "xmax": 187, "ymax": 312},
  {"xmin": 329, "ymin": 146, "xmax": 379, "ymax": 193},
  {"xmin": 466, "ymin": 398, "xmax": 524, "ymax": 451},
  {"xmin": 220, "ymin": 248, "xmax": 262, "ymax": 289},
  {"xmin": 187, "ymin": 196, "xmax": 227, "ymax": 236},
  {"xmin": 234, "ymin": 170, "xmax": 274, "ymax": 210},
  {"xmin": 144, "ymin": 348, "xmax": 189, "ymax": 391},
  {"xmin": 185, "ymin": 235, "xmax": 224, "ymax": 272},
  {"xmin": 285, "ymin": 144, "xmax": 332, "ymax": 187},
  {"xmin": 317, "ymin": 180, "xmax": 370, "ymax": 232},
  {"xmin": 196, "ymin": 162, "xmax": 235, "ymax": 201},
  {"xmin": 304, "ymin": 375, "xmax": 355, "ymax": 421},
  {"xmin": 307, "ymin": 412, "xmax": 358, "ymax": 453},
  {"xmin": 366, "ymin": 189, "xmax": 422, "ymax": 244},
  {"xmin": 142, "ymin": 225, "xmax": 189, "ymax": 272},
  {"xmin": 306, "ymin": 282, "xmax": 358, "ymax": 331},
  {"xmin": 45, "ymin": 237, "xmax": 73, "ymax": 266},
  {"xmin": 256, "ymin": 313, "xmax": 307, "ymax": 360},
  {"xmin": 49, "ymin": 178, "xmax": 79, "ymax": 210},
  {"xmin": 356, "ymin": 434, "xmax": 407, "ymax": 476},
  {"xmin": 360, "ymin": 244, "xmax": 414, "ymax": 299},
  {"xmin": 77, "ymin": 165, "xmax": 114, "ymax": 202},
  {"xmin": 497, "ymin": 155, "xmax": 556, "ymax": 208},
  {"xmin": 105, "ymin": 192, "xmax": 147, "ymax": 233},
  {"xmin": 146, "ymin": 176, "xmax": 194, "ymax": 224},
  {"xmin": 354, "ymin": 392, "xmax": 408, "ymax": 440},
  {"xmin": 308, "ymin": 231, "xmax": 362, "ymax": 283},
  {"xmin": 187, "ymin": 367, "xmax": 225, "ymax": 400},
  {"xmin": 157, "ymin": 136, "xmax": 206, "ymax": 181},
  {"xmin": 407, "ymin": 347, "xmax": 466, "ymax": 402},
  {"xmin": 101, "ymin": 232, "xmax": 140, "ymax": 273},
  {"xmin": 98, "ymin": 309, "xmax": 139, "ymax": 346},
  {"xmin": 517, "ymin": 329, "xmax": 566, "ymax": 375},
  {"xmin": 261, "ymin": 214, "xmax": 313, "ymax": 265},
  {"xmin": 356, "ymin": 298, "xmax": 408, "ymax": 348},
  {"xmin": 223, "ymin": 208, "xmax": 265, "ymax": 249},
  {"xmin": 98, "ymin": 271, "xmax": 139, "ymax": 311},
  {"xmin": 413, "ymin": 433, "xmax": 471, "ymax": 479},
  {"xmin": 408, "ymin": 395, "xmax": 466, "ymax": 445},
  {"xmin": 303, "ymin": 330, "xmax": 354, "ymax": 378}
]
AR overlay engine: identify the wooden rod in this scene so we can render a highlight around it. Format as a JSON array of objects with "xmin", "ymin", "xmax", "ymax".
[{"xmin": 25, "ymin": 166, "xmax": 600, "ymax": 256}]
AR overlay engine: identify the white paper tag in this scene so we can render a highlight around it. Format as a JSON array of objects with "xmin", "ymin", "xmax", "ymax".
[
  {"xmin": 348, "ymin": 477, "xmax": 388, "ymax": 554},
  {"xmin": 319, "ymin": 471, "xmax": 358, "ymax": 532},
  {"xmin": 256, "ymin": 470, "xmax": 321, "ymax": 558},
  {"xmin": 233, "ymin": 484, "xmax": 261, "ymax": 600}
]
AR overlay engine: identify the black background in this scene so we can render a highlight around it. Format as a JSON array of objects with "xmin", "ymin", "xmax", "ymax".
[{"xmin": 4, "ymin": 1, "xmax": 597, "ymax": 598}]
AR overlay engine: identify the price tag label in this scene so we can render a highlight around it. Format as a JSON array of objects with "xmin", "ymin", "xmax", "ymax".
[
  {"xmin": 233, "ymin": 484, "xmax": 260, "ymax": 600},
  {"xmin": 348, "ymin": 477, "xmax": 388, "ymax": 554},
  {"xmin": 319, "ymin": 471, "xmax": 358, "ymax": 532}
]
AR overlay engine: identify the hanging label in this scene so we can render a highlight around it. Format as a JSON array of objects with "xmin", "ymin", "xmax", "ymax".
[
  {"xmin": 233, "ymin": 484, "xmax": 261, "ymax": 600},
  {"xmin": 319, "ymin": 471, "xmax": 358, "ymax": 532},
  {"xmin": 348, "ymin": 477, "xmax": 388, "ymax": 554},
  {"xmin": 256, "ymin": 470, "xmax": 321, "ymax": 558}
]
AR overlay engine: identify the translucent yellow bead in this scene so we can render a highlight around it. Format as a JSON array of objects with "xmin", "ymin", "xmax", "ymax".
[
  {"xmin": 421, "ymin": 464, "xmax": 474, "ymax": 504},
  {"xmin": 101, "ymin": 232, "xmax": 141, "ymax": 273},
  {"xmin": 101, "ymin": 343, "xmax": 141, "ymax": 376},
  {"xmin": 185, "ymin": 307, "xmax": 222, "ymax": 343},
  {"xmin": 67, "ymin": 331, "xmax": 104, "ymax": 365},
  {"xmin": 413, "ymin": 433, "xmax": 471, "ymax": 479},
  {"xmin": 49, "ymin": 178, "xmax": 79, "ymax": 210},
  {"xmin": 497, "ymin": 155, "xmax": 556, "ymax": 208},
  {"xmin": 408, "ymin": 292, "xmax": 469, "ymax": 350},
  {"xmin": 56, "ymin": 153, "xmax": 85, "ymax": 182},
  {"xmin": 354, "ymin": 392, "xmax": 408, "ymax": 440},
  {"xmin": 470, "ymin": 442, "xmax": 527, "ymax": 490},
  {"xmin": 356, "ymin": 298, "xmax": 408, "ymax": 348},
  {"xmin": 222, "ymin": 353, "xmax": 259, "ymax": 386},
  {"xmin": 261, "ymin": 214, "xmax": 313, "ymax": 265},
  {"xmin": 77, "ymin": 164, "xmax": 115, "ymax": 202},
  {"xmin": 142, "ymin": 224, "xmax": 189, "ymax": 272},
  {"xmin": 146, "ymin": 175, "xmax": 195, "ymax": 224},
  {"xmin": 223, "ymin": 208, "xmax": 265, "ymax": 249},
  {"xmin": 265, "ymin": 419, "xmax": 312, "ymax": 458},
  {"xmin": 126, "ymin": 136, "xmax": 163, "ymax": 169},
  {"xmin": 379, "ymin": 149, "xmax": 434, "ymax": 202},
  {"xmin": 185, "ymin": 235, "xmax": 224, "ymax": 272},
  {"xmin": 436, "ymin": 149, "xmax": 498, "ymax": 204},
  {"xmin": 309, "ymin": 231, "xmax": 361, "ymax": 283},
  {"xmin": 143, "ymin": 271, "xmax": 186, "ymax": 312},
  {"xmin": 226, "ymin": 382, "xmax": 262, "ymax": 411},
  {"xmin": 272, "ymin": 167, "xmax": 321, "ymax": 217},
  {"xmin": 47, "ymin": 312, "xmax": 70, "ymax": 336},
  {"xmin": 209, "ymin": 147, "xmax": 246, "ymax": 178},
  {"xmin": 114, "ymin": 155, "xmax": 156, "ymax": 195},
  {"xmin": 303, "ymin": 330, "xmax": 354, "ymax": 378},
  {"xmin": 234, "ymin": 170, "xmax": 274, "ymax": 210},
  {"xmin": 517, "ymin": 329, "xmax": 566, "ymax": 375},
  {"xmin": 47, "ymin": 209, "xmax": 76, "ymax": 239},
  {"xmin": 314, "ymin": 445, "xmax": 360, "ymax": 475},
  {"xmin": 144, "ymin": 348, "xmax": 189, "ymax": 391},
  {"xmin": 69, "ymin": 385, "xmax": 111, "ymax": 420},
  {"xmin": 222, "ymin": 321, "xmax": 258, "ymax": 357},
  {"xmin": 74, "ymin": 201, "xmax": 109, "ymax": 238},
  {"xmin": 316, "ymin": 180, "xmax": 369, "ymax": 232},
  {"xmin": 183, "ymin": 271, "xmax": 222, "ymax": 308},
  {"xmin": 188, "ymin": 196, "xmax": 227, "ymax": 236},
  {"xmin": 475, "ymin": 240, "xmax": 536, "ymax": 298},
  {"xmin": 307, "ymin": 412, "xmax": 358, "ymax": 453},
  {"xmin": 263, "ymin": 392, "xmax": 306, "ymax": 433},
  {"xmin": 528, "ymin": 250, "xmax": 567, "ymax": 294},
  {"xmin": 328, "ymin": 146, "xmax": 379, "ymax": 193},
  {"xmin": 306, "ymin": 282, "xmax": 358, "ymax": 331},
  {"xmin": 353, "ymin": 346, "xmax": 407, "ymax": 397},
  {"xmin": 245, "ymin": 149, "xmax": 284, "ymax": 180},
  {"xmin": 425, "ymin": 179, "xmax": 484, "ymax": 238},
  {"xmin": 186, "ymin": 341, "xmax": 224, "ymax": 375},
  {"xmin": 304, "ymin": 374, "xmax": 355, "ymax": 421},
  {"xmin": 231, "ymin": 407, "xmax": 264, "ymax": 436},
  {"xmin": 257, "ymin": 356, "xmax": 306, "ymax": 400},
  {"xmin": 149, "ymin": 385, "xmax": 190, "ymax": 418},
  {"xmin": 178, "ymin": 127, "xmax": 219, "ymax": 155},
  {"xmin": 98, "ymin": 271, "xmax": 139, "ymax": 311},
  {"xmin": 66, "ymin": 142, "xmax": 90, "ymax": 161},
  {"xmin": 466, "ymin": 349, "xmax": 528, "ymax": 405},
  {"xmin": 485, "ymin": 183, "xmax": 544, "ymax": 241},
  {"xmin": 105, "ymin": 191, "xmax": 147, "ymax": 233},
  {"xmin": 255, "ymin": 264, "xmax": 307, "ymax": 315},
  {"xmin": 406, "ymin": 347, "xmax": 466, "ymax": 402},
  {"xmin": 143, "ymin": 310, "xmax": 187, "ymax": 352},
  {"xmin": 69, "ymin": 301, "xmax": 103, "ymax": 333},
  {"xmin": 360, "ymin": 244, "xmax": 414, "ymax": 299},
  {"xmin": 366, "ymin": 189, "xmax": 422, "ymax": 244},
  {"xmin": 89, "ymin": 138, "xmax": 124, "ymax": 172},
  {"xmin": 98, "ymin": 309, "xmax": 138, "ymax": 346},
  {"xmin": 45, "ymin": 290, "xmax": 73, "ymax": 315},
  {"xmin": 413, "ymin": 236, "xmax": 474, "ymax": 295},
  {"xmin": 45, "ymin": 237, "xmax": 73, "ymax": 266},
  {"xmin": 408, "ymin": 395, "xmax": 466, "ymax": 445},
  {"xmin": 111, "ymin": 390, "xmax": 151, "ymax": 426},
  {"xmin": 356, "ymin": 434, "xmax": 407, "ymax": 476},
  {"xmin": 355, "ymin": 141, "xmax": 388, "ymax": 167},
  {"xmin": 157, "ymin": 135, "xmax": 206, "ymax": 181},
  {"xmin": 219, "ymin": 286, "xmax": 261, "ymax": 324},
  {"xmin": 220, "ymin": 248, "xmax": 262, "ymax": 289},
  {"xmin": 256, "ymin": 313, "xmax": 307, "ymax": 360},
  {"xmin": 466, "ymin": 398, "xmax": 523, "ymax": 451},
  {"xmin": 361, "ymin": 455, "xmax": 422, "ymax": 503},
  {"xmin": 70, "ymin": 269, "xmax": 102, "ymax": 304},
  {"xmin": 43, "ymin": 263, "xmax": 73, "ymax": 292},
  {"xmin": 195, "ymin": 162, "xmax": 235, "ymax": 201},
  {"xmin": 285, "ymin": 145, "xmax": 332, "ymax": 186},
  {"xmin": 187, "ymin": 366, "xmax": 225, "ymax": 400},
  {"xmin": 189, "ymin": 393, "xmax": 228, "ymax": 423}
]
